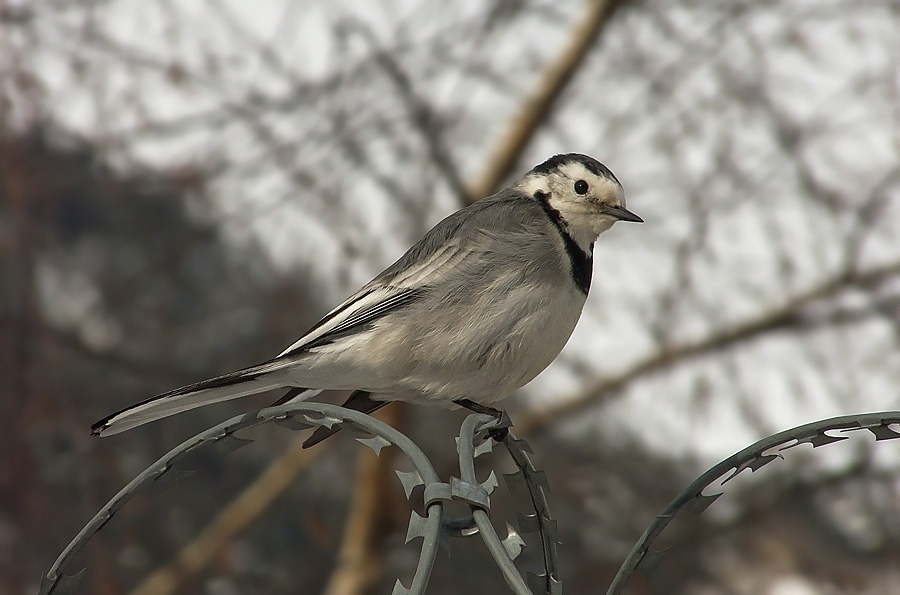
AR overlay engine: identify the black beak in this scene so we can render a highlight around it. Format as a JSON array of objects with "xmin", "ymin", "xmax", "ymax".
[{"xmin": 602, "ymin": 204, "xmax": 644, "ymax": 223}]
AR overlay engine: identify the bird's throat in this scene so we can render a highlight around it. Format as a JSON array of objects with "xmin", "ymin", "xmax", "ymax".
[{"xmin": 534, "ymin": 191, "xmax": 593, "ymax": 294}]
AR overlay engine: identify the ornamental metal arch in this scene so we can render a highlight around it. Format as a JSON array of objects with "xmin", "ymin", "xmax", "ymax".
[
  {"xmin": 40, "ymin": 402, "xmax": 561, "ymax": 595},
  {"xmin": 40, "ymin": 406, "xmax": 900, "ymax": 594}
]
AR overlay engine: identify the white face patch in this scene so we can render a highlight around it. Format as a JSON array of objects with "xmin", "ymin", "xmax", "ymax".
[
  {"xmin": 515, "ymin": 162, "xmax": 622, "ymax": 207},
  {"xmin": 513, "ymin": 155, "xmax": 628, "ymax": 253},
  {"xmin": 555, "ymin": 161, "xmax": 625, "ymax": 209}
]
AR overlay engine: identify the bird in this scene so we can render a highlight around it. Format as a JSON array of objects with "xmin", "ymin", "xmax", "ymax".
[{"xmin": 91, "ymin": 153, "xmax": 642, "ymax": 447}]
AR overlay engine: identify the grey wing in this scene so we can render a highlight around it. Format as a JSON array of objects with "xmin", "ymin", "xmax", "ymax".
[
  {"xmin": 277, "ymin": 283, "xmax": 426, "ymax": 355},
  {"xmin": 278, "ymin": 188, "xmax": 539, "ymax": 358}
]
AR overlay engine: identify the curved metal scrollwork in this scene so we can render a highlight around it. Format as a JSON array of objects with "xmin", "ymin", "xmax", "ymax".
[
  {"xmin": 40, "ymin": 403, "xmax": 561, "ymax": 595},
  {"xmin": 605, "ymin": 411, "xmax": 900, "ymax": 594},
  {"xmin": 446, "ymin": 413, "xmax": 562, "ymax": 595},
  {"xmin": 41, "ymin": 405, "xmax": 900, "ymax": 595}
]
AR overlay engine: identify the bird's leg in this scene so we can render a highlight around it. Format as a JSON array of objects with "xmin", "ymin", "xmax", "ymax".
[
  {"xmin": 454, "ymin": 398, "xmax": 502, "ymax": 417},
  {"xmin": 454, "ymin": 398, "xmax": 508, "ymax": 441}
]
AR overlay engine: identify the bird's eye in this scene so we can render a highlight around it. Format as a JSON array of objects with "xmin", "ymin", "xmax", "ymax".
[{"xmin": 574, "ymin": 180, "xmax": 589, "ymax": 195}]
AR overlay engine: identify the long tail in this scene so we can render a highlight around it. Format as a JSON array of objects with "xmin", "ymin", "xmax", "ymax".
[{"xmin": 91, "ymin": 358, "xmax": 321, "ymax": 437}]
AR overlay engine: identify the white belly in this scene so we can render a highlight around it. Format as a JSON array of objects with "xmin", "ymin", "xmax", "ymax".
[{"xmin": 297, "ymin": 278, "xmax": 587, "ymax": 406}]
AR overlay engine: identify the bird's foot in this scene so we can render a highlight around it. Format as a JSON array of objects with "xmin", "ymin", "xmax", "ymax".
[{"xmin": 454, "ymin": 398, "xmax": 509, "ymax": 441}]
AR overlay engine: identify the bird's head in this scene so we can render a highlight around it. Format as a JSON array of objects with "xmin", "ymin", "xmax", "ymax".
[{"xmin": 516, "ymin": 153, "xmax": 642, "ymax": 251}]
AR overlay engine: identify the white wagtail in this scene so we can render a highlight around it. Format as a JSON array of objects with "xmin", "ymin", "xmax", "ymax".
[{"xmin": 92, "ymin": 153, "xmax": 642, "ymax": 446}]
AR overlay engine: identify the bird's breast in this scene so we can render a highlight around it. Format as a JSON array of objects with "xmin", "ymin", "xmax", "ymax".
[{"xmin": 393, "ymin": 275, "xmax": 588, "ymax": 404}]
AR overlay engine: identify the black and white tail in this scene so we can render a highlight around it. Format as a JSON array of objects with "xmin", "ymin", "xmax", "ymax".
[{"xmin": 91, "ymin": 358, "xmax": 320, "ymax": 436}]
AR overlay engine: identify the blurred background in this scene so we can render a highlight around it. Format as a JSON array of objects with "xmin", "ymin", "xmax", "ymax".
[{"xmin": 3, "ymin": 1, "xmax": 900, "ymax": 593}]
